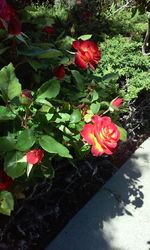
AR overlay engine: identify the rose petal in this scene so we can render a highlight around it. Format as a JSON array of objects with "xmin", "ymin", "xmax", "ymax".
[
  {"xmin": 80, "ymin": 124, "xmax": 95, "ymax": 145},
  {"xmin": 75, "ymin": 53, "xmax": 87, "ymax": 69},
  {"xmin": 72, "ymin": 40, "xmax": 81, "ymax": 50}
]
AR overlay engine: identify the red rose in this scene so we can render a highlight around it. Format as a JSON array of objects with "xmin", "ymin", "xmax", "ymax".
[
  {"xmin": 26, "ymin": 149, "xmax": 44, "ymax": 165},
  {"xmin": 72, "ymin": 39, "xmax": 101, "ymax": 70},
  {"xmin": 42, "ymin": 26, "xmax": 54, "ymax": 35},
  {"xmin": 81, "ymin": 115, "xmax": 120, "ymax": 156},
  {"xmin": 0, "ymin": 170, "xmax": 13, "ymax": 190},
  {"xmin": 54, "ymin": 65, "xmax": 65, "ymax": 80},
  {"xmin": 111, "ymin": 97, "xmax": 123, "ymax": 108}
]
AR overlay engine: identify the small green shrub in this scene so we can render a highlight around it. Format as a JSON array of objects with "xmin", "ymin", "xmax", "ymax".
[{"xmin": 97, "ymin": 35, "xmax": 150, "ymax": 101}]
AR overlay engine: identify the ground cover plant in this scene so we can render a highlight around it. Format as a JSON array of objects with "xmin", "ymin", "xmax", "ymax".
[{"xmin": 0, "ymin": 0, "xmax": 150, "ymax": 249}]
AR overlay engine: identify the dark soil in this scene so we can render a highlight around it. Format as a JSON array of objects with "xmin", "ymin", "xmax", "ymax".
[{"xmin": 0, "ymin": 91, "xmax": 150, "ymax": 250}]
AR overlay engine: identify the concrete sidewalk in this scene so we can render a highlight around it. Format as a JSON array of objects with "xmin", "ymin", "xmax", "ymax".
[{"xmin": 46, "ymin": 138, "xmax": 150, "ymax": 250}]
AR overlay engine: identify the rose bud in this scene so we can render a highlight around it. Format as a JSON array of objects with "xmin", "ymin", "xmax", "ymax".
[
  {"xmin": 54, "ymin": 65, "xmax": 65, "ymax": 80},
  {"xmin": 19, "ymin": 89, "xmax": 33, "ymax": 106},
  {"xmin": 111, "ymin": 97, "xmax": 123, "ymax": 108},
  {"xmin": 26, "ymin": 149, "xmax": 44, "ymax": 165}
]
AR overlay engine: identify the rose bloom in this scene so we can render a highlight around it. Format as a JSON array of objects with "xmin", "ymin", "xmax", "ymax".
[
  {"xmin": 0, "ymin": 170, "xmax": 13, "ymax": 190},
  {"xmin": 26, "ymin": 149, "xmax": 44, "ymax": 165},
  {"xmin": 81, "ymin": 115, "xmax": 120, "ymax": 156},
  {"xmin": 111, "ymin": 97, "xmax": 123, "ymax": 108},
  {"xmin": 72, "ymin": 39, "xmax": 101, "ymax": 70},
  {"xmin": 54, "ymin": 65, "xmax": 65, "ymax": 80},
  {"xmin": 42, "ymin": 26, "xmax": 54, "ymax": 35}
]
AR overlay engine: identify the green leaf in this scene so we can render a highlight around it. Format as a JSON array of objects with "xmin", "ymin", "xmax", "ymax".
[
  {"xmin": 59, "ymin": 57, "xmax": 70, "ymax": 64},
  {"xmin": 90, "ymin": 102, "xmax": 100, "ymax": 114},
  {"xmin": 35, "ymin": 99, "xmax": 53, "ymax": 108},
  {"xmin": 4, "ymin": 151, "xmax": 27, "ymax": 179},
  {"xmin": 117, "ymin": 126, "xmax": 127, "ymax": 142},
  {"xmin": 18, "ymin": 47, "xmax": 62, "ymax": 58},
  {"xmin": 16, "ymin": 129, "xmax": 36, "ymax": 151},
  {"xmin": 0, "ymin": 106, "xmax": 16, "ymax": 121},
  {"xmin": 78, "ymin": 34, "xmax": 92, "ymax": 40},
  {"xmin": 38, "ymin": 49, "xmax": 62, "ymax": 59},
  {"xmin": 0, "ymin": 191, "xmax": 14, "ymax": 216},
  {"xmin": 18, "ymin": 47, "xmax": 43, "ymax": 57},
  {"xmin": 70, "ymin": 109, "xmax": 82, "ymax": 123},
  {"xmin": 0, "ymin": 63, "xmax": 21, "ymax": 100},
  {"xmin": 71, "ymin": 70, "xmax": 84, "ymax": 91},
  {"xmin": 39, "ymin": 135, "xmax": 72, "ymax": 158},
  {"xmin": 36, "ymin": 79, "xmax": 60, "ymax": 100},
  {"xmin": 55, "ymin": 113, "xmax": 70, "ymax": 123},
  {"xmin": 91, "ymin": 90, "xmax": 99, "ymax": 102},
  {"xmin": 0, "ymin": 136, "xmax": 16, "ymax": 152}
]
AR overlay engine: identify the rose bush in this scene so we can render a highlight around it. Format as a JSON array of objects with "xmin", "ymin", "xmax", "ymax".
[{"xmin": 0, "ymin": 0, "xmax": 126, "ymax": 216}]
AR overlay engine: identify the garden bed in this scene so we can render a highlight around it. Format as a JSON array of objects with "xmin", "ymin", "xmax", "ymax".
[
  {"xmin": 0, "ymin": 91, "xmax": 149, "ymax": 250},
  {"xmin": 0, "ymin": 1, "xmax": 150, "ymax": 250}
]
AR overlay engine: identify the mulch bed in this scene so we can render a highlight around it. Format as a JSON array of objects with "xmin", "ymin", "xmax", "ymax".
[{"xmin": 0, "ymin": 91, "xmax": 150, "ymax": 250}]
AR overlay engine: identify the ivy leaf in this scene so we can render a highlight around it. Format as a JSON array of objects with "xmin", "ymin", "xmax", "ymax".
[
  {"xmin": 36, "ymin": 79, "xmax": 60, "ymax": 100},
  {"xmin": 39, "ymin": 135, "xmax": 72, "ymax": 158},
  {"xmin": 117, "ymin": 126, "xmax": 127, "ymax": 142},
  {"xmin": 0, "ymin": 63, "xmax": 21, "ymax": 101},
  {"xmin": 0, "ymin": 191, "xmax": 14, "ymax": 216},
  {"xmin": 16, "ymin": 129, "xmax": 36, "ymax": 151},
  {"xmin": 4, "ymin": 152, "xmax": 27, "ymax": 179}
]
